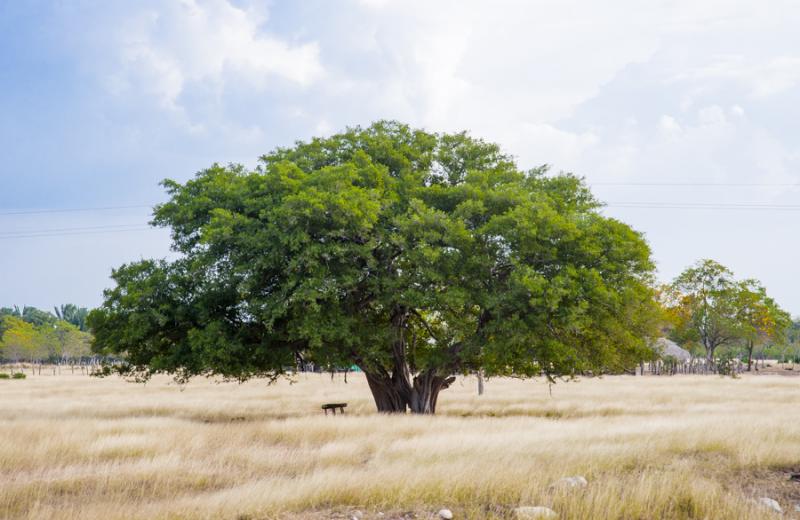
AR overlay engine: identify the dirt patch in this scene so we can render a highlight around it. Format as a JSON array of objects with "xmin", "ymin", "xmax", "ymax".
[
  {"xmin": 734, "ymin": 466, "xmax": 800, "ymax": 516},
  {"xmin": 750, "ymin": 364, "xmax": 800, "ymax": 377}
]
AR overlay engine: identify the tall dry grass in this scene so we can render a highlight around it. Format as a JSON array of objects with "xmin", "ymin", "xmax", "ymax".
[{"xmin": 1, "ymin": 372, "xmax": 799, "ymax": 519}]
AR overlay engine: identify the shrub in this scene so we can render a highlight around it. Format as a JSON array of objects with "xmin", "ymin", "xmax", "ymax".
[
  {"xmin": 12, "ymin": 372, "xmax": 26, "ymax": 379},
  {"xmin": 0, "ymin": 373, "xmax": 9, "ymax": 379}
]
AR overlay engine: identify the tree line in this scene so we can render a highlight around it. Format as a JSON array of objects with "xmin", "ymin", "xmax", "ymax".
[
  {"xmin": 0, "ymin": 304, "xmax": 93, "ymax": 369},
  {"xmin": 662, "ymin": 259, "xmax": 798, "ymax": 371}
]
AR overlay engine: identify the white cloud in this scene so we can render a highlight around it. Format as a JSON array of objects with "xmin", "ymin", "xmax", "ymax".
[
  {"xmin": 12, "ymin": 0, "xmax": 800, "ymax": 311},
  {"xmin": 107, "ymin": 0, "xmax": 324, "ymax": 112},
  {"xmin": 659, "ymin": 115, "xmax": 682, "ymax": 134},
  {"xmin": 327, "ymin": 1, "xmax": 671, "ymax": 130},
  {"xmin": 697, "ymin": 105, "xmax": 727, "ymax": 126},
  {"xmin": 673, "ymin": 55, "xmax": 800, "ymax": 99}
]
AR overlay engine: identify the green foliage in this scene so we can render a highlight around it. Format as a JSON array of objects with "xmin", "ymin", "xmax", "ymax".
[
  {"xmin": 664, "ymin": 259, "xmax": 790, "ymax": 363},
  {"xmin": 0, "ymin": 316, "xmax": 37, "ymax": 362},
  {"xmin": 12, "ymin": 372, "xmax": 26, "ymax": 379},
  {"xmin": 736, "ymin": 280, "xmax": 790, "ymax": 340},
  {"xmin": 761, "ymin": 338, "xmax": 800, "ymax": 363},
  {"xmin": 21, "ymin": 306, "xmax": 56, "ymax": 326},
  {"xmin": 787, "ymin": 318, "xmax": 800, "ymax": 344},
  {"xmin": 1, "ymin": 305, "xmax": 57, "ymax": 328},
  {"xmin": 40, "ymin": 320, "xmax": 93, "ymax": 359},
  {"xmin": 663, "ymin": 259, "xmax": 742, "ymax": 360},
  {"xmin": 0, "ymin": 306, "xmax": 21, "ymax": 319},
  {"xmin": 716, "ymin": 358, "xmax": 739, "ymax": 378},
  {"xmin": 54, "ymin": 304, "xmax": 90, "ymax": 331},
  {"xmin": 0, "ymin": 312, "xmax": 93, "ymax": 363},
  {"xmin": 1, "ymin": 304, "xmax": 87, "ymax": 331},
  {"xmin": 0, "ymin": 373, "xmax": 9, "ymax": 379},
  {"xmin": 89, "ymin": 121, "xmax": 659, "ymax": 410}
]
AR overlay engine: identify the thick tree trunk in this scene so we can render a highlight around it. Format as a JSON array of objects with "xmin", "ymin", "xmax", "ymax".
[
  {"xmin": 408, "ymin": 370, "xmax": 455, "ymax": 414},
  {"xmin": 477, "ymin": 370, "xmax": 485, "ymax": 395},
  {"xmin": 363, "ymin": 368, "xmax": 455, "ymax": 414},
  {"xmin": 747, "ymin": 340, "xmax": 754, "ymax": 371},
  {"xmin": 364, "ymin": 371, "xmax": 408, "ymax": 413},
  {"xmin": 361, "ymin": 307, "xmax": 458, "ymax": 414}
]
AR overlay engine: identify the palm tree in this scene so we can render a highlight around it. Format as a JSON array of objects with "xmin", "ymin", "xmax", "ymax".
[{"xmin": 54, "ymin": 304, "xmax": 89, "ymax": 331}]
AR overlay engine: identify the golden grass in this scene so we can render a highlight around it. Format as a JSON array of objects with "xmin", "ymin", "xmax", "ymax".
[{"xmin": 2, "ymin": 372, "xmax": 800, "ymax": 519}]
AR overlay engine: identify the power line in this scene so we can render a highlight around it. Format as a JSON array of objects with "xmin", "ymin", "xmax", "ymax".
[
  {"xmin": 1, "ymin": 182, "xmax": 797, "ymax": 217},
  {"xmin": 0, "ymin": 223, "xmax": 154, "ymax": 237},
  {"xmin": 0, "ymin": 227, "xmax": 156, "ymax": 240},
  {"xmin": 2, "ymin": 186, "xmax": 797, "ymax": 217},
  {"xmin": 3, "ymin": 199, "xmax": 800, "ymax": 241},
  {"xmin": 606, "ymin": 202, "xmax": 800, "ymax": 210},
  {"xmin": 0, "ymin": 204, "xmax": 154, "ymax": 216}
]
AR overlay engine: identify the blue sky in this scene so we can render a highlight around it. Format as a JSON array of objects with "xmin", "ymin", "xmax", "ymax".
[{"xmin": 2, "ymin": 0, "xmax": 800, "ymax": 313}]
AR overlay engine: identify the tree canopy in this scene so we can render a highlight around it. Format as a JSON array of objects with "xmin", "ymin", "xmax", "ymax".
[
  {"xmin": 88, "ymin": 121, "xmax": 659, "ymax": 413},
  {"xmin": 54, "ymin": 304, "xmax": 90, "ymax": 331},
  {"xmin": 662, "ymin": 259, "xmax": 790, "ymax": 368},
  {"xmin": 1, "ymin": 305, "xmax": 57, "ymax": 327},
  {"xmin": 0, "ymin": 313, "xmax": 92, "ymax": 365}
]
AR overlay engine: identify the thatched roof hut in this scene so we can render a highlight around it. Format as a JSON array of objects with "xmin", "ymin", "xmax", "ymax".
[{"xmin": 653, "ymin": 338, "xmax": 692, "ymax": 362}]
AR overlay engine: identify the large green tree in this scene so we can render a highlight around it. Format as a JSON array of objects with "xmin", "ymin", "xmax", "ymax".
[{"xmin": 88, "ymin": 121, "xmax": 658, "ymax": 414}]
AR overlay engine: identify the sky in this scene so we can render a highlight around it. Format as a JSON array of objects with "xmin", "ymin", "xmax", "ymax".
[{"xmin": 1, "ymin": 0, "xmax": 799, "ymax": 314}]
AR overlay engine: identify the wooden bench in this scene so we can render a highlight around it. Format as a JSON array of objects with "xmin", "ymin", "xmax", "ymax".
[{"xmin": 321, "ymin": 403, "xmax": 347, "ymax": 415}]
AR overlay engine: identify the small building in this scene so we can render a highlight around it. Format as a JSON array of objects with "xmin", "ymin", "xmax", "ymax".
[{"xmin": 653, "ymin": 337, "xmax": 692, "ymax": 362}]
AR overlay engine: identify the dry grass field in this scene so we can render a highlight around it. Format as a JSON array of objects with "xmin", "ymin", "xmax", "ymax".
[{"xmin": 2, "ymin": 372, "xmax": 800, "ymax": 519}]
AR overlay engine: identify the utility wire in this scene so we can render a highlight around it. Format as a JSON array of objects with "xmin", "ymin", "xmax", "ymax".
[
  {"xmin": 0, "ymin": 223, "xmax": 154, "ymax": 237},
  {"xmin": 606, "ymin": 202, "xmax": 800, "ymax": 210},
  {"xmin": 0, "ymin": 204, "xmax": 154, "ymax": 216},
  {"xmin": 3, "ymin": 198, "xmax": 800, "ymax": 241},
  {"xmin": 2, "ymin": 183, "xmax": 798, "ymax": 216},
  {"xmin": 3, "ymin": 181, "xmax": 798, "ymax": 217},
  {"xmin": 0, "ymin": 227, "xmax": 155, "ymax": 240}
]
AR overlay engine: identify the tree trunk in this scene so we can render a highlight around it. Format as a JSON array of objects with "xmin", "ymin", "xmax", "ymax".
[
  {"xmin": 361, "ymin": 308, "xmax": 458, "ymax": 414},
  {"xmin": 363, "ymin": 368, "xmax": 455, "ymax": 414},
  {"xmin": 747, "ymin": 340, "xmax": 754, "ymax": 371},
  {"xmin": 706, "ymin": 345, "xmax": 716, "ymax": 373},
  {"xmin": 477, "ymin": 370, "xmax": 485, "ymax": 395},
  {"xmin": 408, "ymin": 370, "xmax": 455, "ymax": 414},
  {"xmin": 364, "ymin": 371, "xmax": 408, "ymax": 413}
]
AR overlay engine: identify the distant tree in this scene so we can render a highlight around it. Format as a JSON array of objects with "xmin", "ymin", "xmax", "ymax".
[
  {"xmin": 786, "ymin": 319, "xmax": 800, "ymax": 345},
  {"xmin": 663, "ymin": 260, "xmax": 739, "ymax": 363},
  {"xmin": 663, "ymin": 260, "xmax": 740, "ymax": 363},
  {"xmin": 0, "ymin": 316, "xmax": 37, "ymax": 364},
  {"xmin": 54, "ymin": 304, "xmax": 89, "ymax": 331},
  {"xmin": 664, "ymin": 260, "xmax": 789, "ymax": 368},
  {"xmin": 0, "ymin": 312, "xmax": 11, "ymax": 339},
  {"xmin": 37, "ymin": 320, "xmax": 89, "ymax": 361},
  {"xmin": 59, "ymin": 322, "xmax": 92, "ymax": 360},
  {"xmin": 89, "ymin": 121, "xmax": 659, "ymax": 414},
  {"xmin": 0, "ymin": 306, "xmax": 22, "ymax": 320},
  {"xmin": 20, "ymin": 306, "xmax": 57, "ymax": 327},
  {"xmin": 734, "ymin": 280, "xmax": 791, "ymax": 371},
  {"xmin": 1, "ymin": 307, "xmax": 93, "ymax": 365}
]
